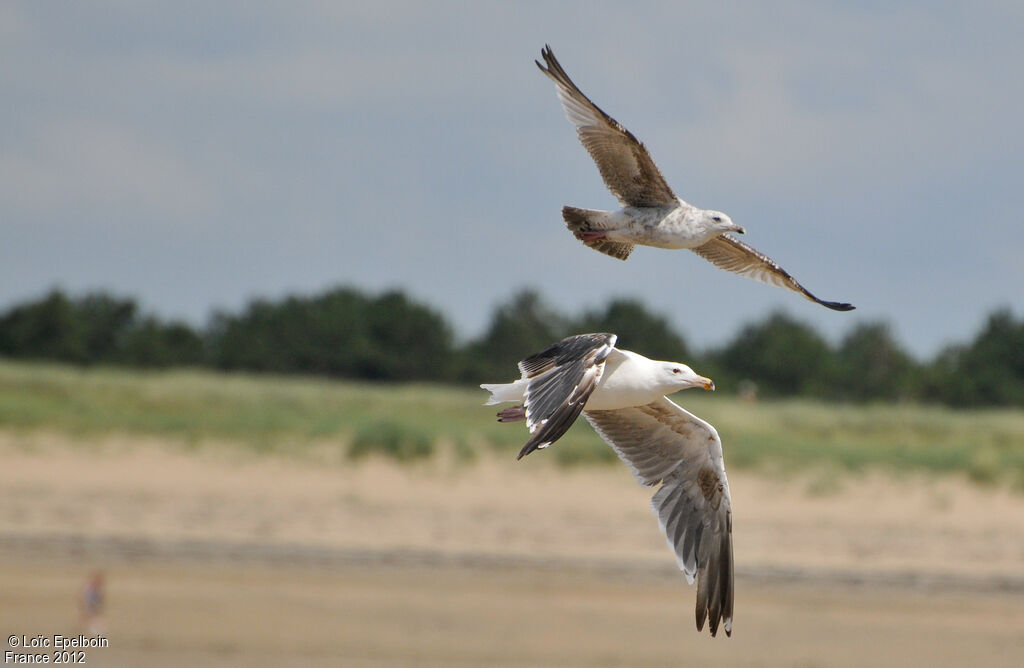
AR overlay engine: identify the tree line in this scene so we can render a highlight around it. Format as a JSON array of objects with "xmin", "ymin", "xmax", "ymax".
[{"xmin": 0, "ymin": 286, "xmax": 1021, "ymax": 407}]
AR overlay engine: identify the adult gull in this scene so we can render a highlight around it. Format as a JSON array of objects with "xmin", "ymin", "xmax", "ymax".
[
  {"xmin": 536, "ymin": 45, "xmax": 854, "ymax": 312},
  {"xmin": 481, "ymin": 333, "xmax": 734, "ymax": 637}
]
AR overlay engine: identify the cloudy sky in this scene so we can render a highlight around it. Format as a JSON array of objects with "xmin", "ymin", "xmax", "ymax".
[{"xmin": 2, "ymin": 2, "xmax": 1022, "ymax": 358}]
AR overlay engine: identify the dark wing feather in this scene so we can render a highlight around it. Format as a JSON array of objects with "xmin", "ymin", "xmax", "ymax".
[
  {"xmin": 691, "ymin": 234, "xmax": 855, "ymax": 311},
  {"xmin": 536, "ymin": 45, "xmax": 677, "ymax": 208},
  {"xmin": 584, "ymin": 396, "xmax": 734, "ymax": 637},
  {"xmin": 516, "ymin": 333, "xmax": 616, "ymax": 460}
]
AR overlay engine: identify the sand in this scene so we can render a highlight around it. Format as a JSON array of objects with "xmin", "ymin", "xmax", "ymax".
[{"xmin": 2, "ymin": 430, "xmax": 1023, "ymax": 666}]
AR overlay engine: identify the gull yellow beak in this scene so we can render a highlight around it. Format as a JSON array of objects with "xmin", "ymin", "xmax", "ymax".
[{"xmin": 701, "ymin": 377, "xmax": 715, "ymax": 391}]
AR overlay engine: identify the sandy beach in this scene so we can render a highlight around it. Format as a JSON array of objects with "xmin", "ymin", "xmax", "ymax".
[{"xmin": 2, "ymin": 431, "xmax": 1023, "ymax": 666}]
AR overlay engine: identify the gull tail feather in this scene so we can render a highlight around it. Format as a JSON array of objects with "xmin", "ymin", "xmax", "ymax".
[
  {"xmin": 562, "ymin": 206, "xmax": 634, "ymax": 260},
  {"xmin": 480, "ymin": 379, "xmax": 528, "ymax": 406}
]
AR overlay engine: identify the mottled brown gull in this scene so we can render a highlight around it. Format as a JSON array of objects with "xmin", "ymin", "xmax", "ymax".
[{"xmin": 537, "ymin": 45, "xmax": 854, "ymax": 312}]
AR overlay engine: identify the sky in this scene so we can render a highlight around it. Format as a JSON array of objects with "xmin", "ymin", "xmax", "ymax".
[{"xmin": 2, "ymin": 2, "xmax": 1023, "ymax": 359}]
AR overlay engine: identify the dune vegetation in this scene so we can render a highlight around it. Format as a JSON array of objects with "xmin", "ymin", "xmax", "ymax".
[{"xmin": 2, "ymin": 359, "xmax": 1023, "ymax": 485}]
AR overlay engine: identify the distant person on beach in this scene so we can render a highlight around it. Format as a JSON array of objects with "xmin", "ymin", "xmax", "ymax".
[{"xmin": 79, "ymin": 571, "xmax": 105, "ymax": 633}]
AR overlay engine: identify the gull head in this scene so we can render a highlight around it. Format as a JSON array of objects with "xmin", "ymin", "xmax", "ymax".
[
  {"xmin": 660, "ymin": 363, "xmax": 715, "ymax": 394},
  {"xmin": 706, "ymin": 210, "xmax": 745, "ymax": 235}
]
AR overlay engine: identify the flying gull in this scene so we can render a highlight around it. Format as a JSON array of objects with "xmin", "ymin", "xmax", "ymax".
[
  {"xmin": 537, "ymin": 45, "xmax": 854, "ymax": 312},
  {"xmin": 481, "ymin": 333, "xmax": 734, "ymax": 637}
]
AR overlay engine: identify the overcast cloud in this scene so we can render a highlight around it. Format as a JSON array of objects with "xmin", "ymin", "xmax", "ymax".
[{"xmin": 2, "ymin": 2, "xmax": 1022, "ymax": 357}]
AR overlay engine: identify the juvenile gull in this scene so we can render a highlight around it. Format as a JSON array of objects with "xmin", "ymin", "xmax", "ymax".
[
  {"xmin": 481, "ymin": 333, "xmax": 734, "ymax": 637},
  {"xmin": 537, "ymin": 45, "xmax": 854, "ymax": 312}
]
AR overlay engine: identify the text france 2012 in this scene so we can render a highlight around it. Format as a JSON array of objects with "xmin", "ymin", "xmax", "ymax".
[{"xmin": 6, "ymin": 634, "xmax": 109, "ymax": 664}]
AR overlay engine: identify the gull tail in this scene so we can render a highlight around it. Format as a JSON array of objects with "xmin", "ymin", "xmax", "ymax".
[
  {"xmin": 562, "ymin": 206, "xmax": 634, "ymax": 260},
  {"xmin": 480, "ymin": 379, "xmax": 528, "ymax": 406}
]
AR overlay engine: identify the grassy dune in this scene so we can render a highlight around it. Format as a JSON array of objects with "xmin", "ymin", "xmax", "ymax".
[{"xmin": 2, "ymin": 359, "xmax": 1023, "ymax": 483}]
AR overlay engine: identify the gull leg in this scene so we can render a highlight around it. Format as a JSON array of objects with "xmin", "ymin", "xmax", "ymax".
[{"xmin": 497, "ymin": 405, "xmax": 526, "ymax": 422}]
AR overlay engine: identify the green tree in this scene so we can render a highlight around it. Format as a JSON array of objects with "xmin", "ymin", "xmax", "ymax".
[
  {"xmin": 459, "ymin": 289, "xmax": 568, "ymax": 381},
  {"xmin": 77, "ymin": 293, "xmax": 138, "ymax": 361},
  {"xmin": 831, "ymin": 322, "xmax": 919, "ymax": 401},
  {"xmin": 0, "ymin": 289, "xmax": 137, "ymax": 364},
  {"xmin": 208, "ymin": 286, "xmax": 453, "ymax": 381},
  {"xmin": 922, "ymin": 308, "xmax": 1024, "ymax": 406},
  {"xmin": 572, "ymin": 298, "xmax": 692, "ymax": 363},
  {"xmin": 0, "ymin": 290, "xmax": 83, "ymax": 362},
  {"xmin": 362, "ymin": 291, "xmax": 454, "ymax": 380},
  {"xmin": 118, "ymin": 318, "xmax": 206, "ymax": 367},
  {"xmin": 712, "ymin": 311, "xmax": 832, "ymax": 396}
]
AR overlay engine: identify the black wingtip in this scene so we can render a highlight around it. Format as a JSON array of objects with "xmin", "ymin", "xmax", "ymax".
[
  {"xmin": 805, "ymin": 289, "xmax": 855, "ymax": 311},
  {"xmin": 537, "ymin": 45, "xmax": 555, "ymax": 72},
  {"xmin": 517, "ymin": 439, "xmax": 549, "ymax": 460},
  {"xmin": 708, "ymin": 606, "xmax": 721, "ymax": 637}
]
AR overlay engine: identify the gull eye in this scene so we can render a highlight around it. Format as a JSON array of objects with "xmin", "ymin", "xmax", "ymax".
[
  {"xmin": 711, "ymin": 215, "xmax": 722, "ymax": 223},
  {"xmin": 672, "ymin": 368, "xmax": 681, "ymax": 374}
]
